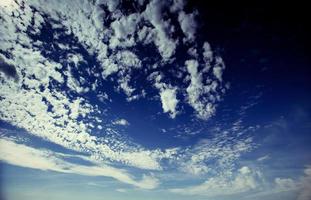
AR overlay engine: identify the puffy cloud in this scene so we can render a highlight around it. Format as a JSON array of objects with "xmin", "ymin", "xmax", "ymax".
[
  {"xmin": 203, "ymin": 41, "xmax": 213, "ymax": 62},
  {"xmin": 150, "ymin": 73, "xmax": 179, "ymax": 118},
  {"xmin": 178, "ymin": 11, "xmax": 197, "ymax": 41},
  {"xmin": 213, "ymin": 57, "xmax": 225, "ymax": 81},
  {"xmin": 143, "ymin": 0, "xmax": 178, "ymax": 60},
  {"xmin": 113, "ymin": 119, "xmax": 130, "ymax": 126},
  {"xmin": 184, "ymin": 45, "xmax": 227, "ymax": 120},
  {"xmin": 185, "ymin": 59, "xmax": 215, "ymax": 119},
  {"xmin": 159, "ymin": 87, "xmax": 179, "ymax": 118},
  {"xmin": 170, "ymin": 0, "xmax": 185, "ymax": 13},
  {"xmin": 110, "ymin": 13, "xmax": 141, "ymax": 47}
]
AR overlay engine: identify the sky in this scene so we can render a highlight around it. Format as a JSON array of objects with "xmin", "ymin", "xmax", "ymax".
[{"xmin": 0, "ymin": 0, "xmax": 310, "ymax": 200}]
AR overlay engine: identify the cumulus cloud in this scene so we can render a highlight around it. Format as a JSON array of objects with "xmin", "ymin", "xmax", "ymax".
[
  {"xmin": 143, "ymin": 0, "xmax": 178, "ymax": 60},
  {"xmin": 178, "ymin": 11, "xmax": 197, "ymax": 41},
  {"xmin": 185, "ymin": 59, "xmax": 215, "ymax": 119},
  {"xmin": 159, "ymin": 87, "xmax": 179, "ymax": 118},
  {"xmin": 184, "ymin": 45, "xmax": 227, "ymax": 120},
  {"xmin": 150, "ymin": 72, "xmax": 179, "ymax": 118}
]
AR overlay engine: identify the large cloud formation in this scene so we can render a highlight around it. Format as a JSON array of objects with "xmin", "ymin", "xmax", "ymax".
[
  {"xmin": 2, "ymin": 1, "xmax": 306, "ymax": 199},
  {"xmin": 0, "ymin": 0, "xmax": 227, "ymax": 171}
]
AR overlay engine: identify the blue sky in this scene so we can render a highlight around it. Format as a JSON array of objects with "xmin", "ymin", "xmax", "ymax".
[{"xmin": 0, "ymin": 0, "xmax": 311, "ymax": 200}]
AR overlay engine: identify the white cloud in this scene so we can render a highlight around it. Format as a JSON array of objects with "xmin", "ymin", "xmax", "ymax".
[
  {"xmin": 178, "ymin": 11, "xmax": 197, "ymax": 41},
  {"xmin": 0, "ymin": 137, "xmax": 159, "ymax": 189},
  {"xmin": 143, "ymin": 0, "xmax": 178, "ymax": 60},
  {"xmin": 115, "ymin": 50, "xmax": 142, "ymax": 69},
  {"xmin": 170, "ymin": 166, "xmax": 258, "ymax": 196},
  {"xmin": 110, "ymin": 13, "xmax": 141, "ymax": 48},
  {"xmin": 275, "ymin": 177, "xmax": 298, "ymax": 191},
  {"xmin": 0, "ymin": 0, "xmax": 230, "ymax": 178},
  {"xmin": 159, "ymin": 87, "xmax": 179, "ymax": 119},
  {"xmin": 0, "ymin": 0, "xmax": 19, "ymax": 9},
  {"xmin": 0, "ymin": 0, "xmax": 165, "ymax": 171},
  {"xmin": 257, "ymin": 155, "xmax": 270, "ymax": 162},
  {"xmin": 170, "ymin": 0, "xmax": 185, "ymax": 13},
  {"xmin": 113, "ymin": 119, "xmax": 130, "ymax": 126},
  {"xmin": 185, "ymin": 59, "xmax": 215, "ymax": 119},
  {"xmin": 29, "ymin": 0, "xmax": 109, "ymax": 61},
  {"xmin": 184, "ymin": 46, "xmax": 227, "ymax": 120},
  {"xmin": 178, "ymin": 130, "xmax": 254, "ymax": 176},
  {"xmin": 98, "ymin": 0, "xmax": 120, "ymax": 12},
  {"xmin": 116, "ymin": 188, "xmax": 127, "ymax": 193},
  {"xmin": 203, "ymin": 42, "xmax": 213, "ymax": 63},
  {"xmin": 150, "ymin": 73, "xmax": 179, "ymax": 118}
]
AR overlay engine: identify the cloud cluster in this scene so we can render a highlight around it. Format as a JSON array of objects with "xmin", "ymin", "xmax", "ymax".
[
  {"xmin": 0, "ymin": 0, "xmax": 165, "ymax": 171},
  {"xmin": 0, "ymin": 0, "xmax": 235, "ymax": 192},
  {"xmin": 185, "ymin": 44, "xmax": 226, "ymax": 120}
]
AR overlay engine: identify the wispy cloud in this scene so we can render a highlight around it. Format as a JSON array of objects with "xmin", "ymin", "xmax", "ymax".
[{"xmin": 0, "ymin": 137, "xmax": 159, "ymax": 189}]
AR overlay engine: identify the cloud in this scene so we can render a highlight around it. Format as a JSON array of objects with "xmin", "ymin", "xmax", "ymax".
[
  {"xmin": 297, "ymin": 166, "xmax": 311, "ymax": 200},
  {"xmin": 110, "ymin": 13, "xmax": 141, "ymax": 48},
  {"xmin": 0, "ymin": 0, "xmax": 165, "ymax": 170},
  {"xmin": 170, "ymin": 0, "xmax": 185, "ymax": 13},
  {"xmin": 0, "ymin": 0, "xmax": 19, "ymax": 10},
  {"xmin": 178, "ymin": 11, "xmax": 197, "ymax": 41},
  {"xmin": 159, "ymin": 87, "xmax": 179, "ymax": 118},
  {"xmin": 116, "ymin": 188, "xmax": 127, "ymax": 193},
  {"xmin": 257, "ymin": 155, "xmax": 270, "ymax": 162},
  {"xmin": 203, "ymin": 42, "xmax": 213, "ymax": 62},
  {"xmin": 170, "ymin": 166, "xmax": 258, "ymax": 196},
  {"xmin": 177, "ymin": 128, "xmax": 255, "ymax": 176},
  {"xmin": 143, "ymin": 0, "xmax": 177, "ymax": 60},
  {"xmin": 150, "ymin": 72, "xmax": 179, "ymax": 118},
  {"xmin": 113, "ymin": 119, "xmax": 130, "ymax": 126},
  {"xmin": 185, "ymin": 59, "xmax": 216, "ymax": 119},
  {"xmin": 0, "ymin": 137, "xmax": 159, "ymax": 189},
  {"xmin": 184, "ymin": 45, "xmax": 227, "ymax": 120},
  {"xmin": 275, "ymin": 177, "xmax": 298, "ymax": 191},
  {"xmin": 213, "ymin": 57, "xmax": 225, "ymax": 81},
  {"xmin": 0, "ymin": 0, "xmax": 229, "ymax": 178}
]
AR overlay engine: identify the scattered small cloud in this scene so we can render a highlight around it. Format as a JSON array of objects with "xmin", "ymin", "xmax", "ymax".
[
  {"xmin": 113, "ymin": 119, "xmax": 130, "ymax": 126},
  {"xmin": 257, "ymin": 155, "xmax": 270, "ymax": 162},
  {"xmin": 116, "ymin": 188, "xmax": 127, "ymax": 193}
]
